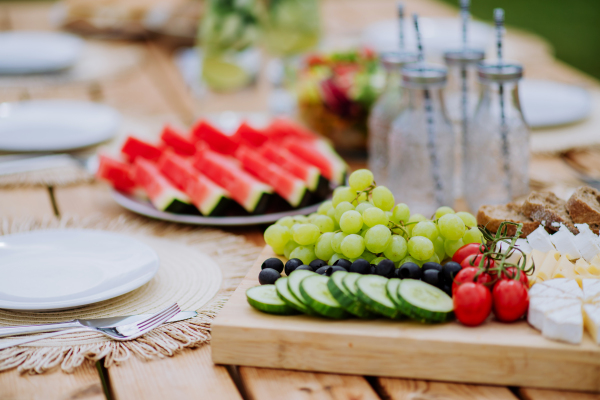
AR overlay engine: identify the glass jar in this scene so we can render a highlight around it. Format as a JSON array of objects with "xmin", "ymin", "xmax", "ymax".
[
  {"xmin": 368, "ymin": 51, "xmax": 418, "ymax": 186},
  {"xmin": 464, "ymin": 62, "xmax": 529, "ymax": 212},
  {"xmin": 388, "ymin": 64, "xmax": 455, "ymax": 216},
  {"xmin": 198, "ymin": 0, "xmax": 261, "ymax": 92}
]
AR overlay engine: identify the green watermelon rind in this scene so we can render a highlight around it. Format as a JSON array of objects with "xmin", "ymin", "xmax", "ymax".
[
  {"xmin": 152, "ymin": 187, "xmax": 193, "ymax": 213},
  {"xmin": 314, "ymin": 140, "xmax": 348, "ymax": 186}
]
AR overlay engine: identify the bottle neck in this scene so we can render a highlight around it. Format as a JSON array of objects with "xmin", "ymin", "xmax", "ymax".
[{"xmin": 478, "ymin": 80, "xmax": 523, "ymax": 114}]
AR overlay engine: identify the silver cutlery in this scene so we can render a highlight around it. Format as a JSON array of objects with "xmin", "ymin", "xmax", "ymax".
[
  {"xmin": 0, "ymin": 310, "xmax": 197, "ymax": 338},
  {"xmin": 0, "ymin": 303, "xmax": 180, "ymax": 350}
]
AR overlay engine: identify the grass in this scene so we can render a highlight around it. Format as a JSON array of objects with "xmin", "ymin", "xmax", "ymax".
[{"xmin": 438, "ymin": 0, "xmax": 600, "ymax": 80}]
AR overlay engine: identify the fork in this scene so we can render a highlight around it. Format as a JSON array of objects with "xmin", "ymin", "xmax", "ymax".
[{"xmin": 0, "ymin": 303, "xmax": 180, "ymax": 350}]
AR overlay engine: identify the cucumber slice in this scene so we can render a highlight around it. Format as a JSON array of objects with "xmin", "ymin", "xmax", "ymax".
[
  {"xmin": 275, "ymin": 277, "xmax": 312, "ymax": 314},
  {"xmin": 299, "ymin": 275, "xmax": 349, "ymax": 319},
  {"xmin": 386, "ymin": 278, "xmax": 402, "ymax": 307},
  {"xmin": 342, "ymin": 272, "xmax": 379, "ymax": 314},
  {"xmin": 396, "ymin": 279, "xmax": 454, "ymax": 323},
  {"xmin": 246, "ymin": 285, "xmax": 299, "ymax": 315},
  {"xmin": 287, "ymin": 269, "xmax": 316, "ymax": 303},
  {"xmin": 356, "ymin": 275, "xmax": 404, "ymax": 319},
  {"xmin": 328, "ymin": 271, "xmax": 374, "ymax": 319}
]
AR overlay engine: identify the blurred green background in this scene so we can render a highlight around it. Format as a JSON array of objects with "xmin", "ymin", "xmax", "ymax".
[{"xmin": 439, "ymin": 0, "xmax": 600, "ymax": 80}]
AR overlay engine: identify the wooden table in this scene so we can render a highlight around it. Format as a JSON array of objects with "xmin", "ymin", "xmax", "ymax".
[{"xmin": 0, "ymin": 1, "xmax": 599, "ymax": 399}]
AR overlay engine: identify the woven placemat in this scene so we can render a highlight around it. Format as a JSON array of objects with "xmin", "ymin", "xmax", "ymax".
[{"xmin": 0, "ymin": 215, "xmax": 262, "ymax": 374}]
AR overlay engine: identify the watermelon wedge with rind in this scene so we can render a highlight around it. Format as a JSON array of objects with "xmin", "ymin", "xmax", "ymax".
[
  {"xmin": 263, "ymin": 118, "xmax": 317, "ymax": 142},
  {"xmin": 160, "ymin": 125, "xmax": 196, "ymax": 156},
  {"xmin": 283, "ymin": 138, "xmax": 347, "ymax": 185},
  {"xmin": 236, "ymin": 146, "xmax": 308, "ymax": 208},
  {"xmin": 133, "ymin": 158, "xmax": 196, "ymax": 214},
  {"xmin": 96, "ymin": 154, "xmax": 136, "ymax": 193},
  {"xmin": 236, "ymin": 121, "xmax": 268, "ymax": 147},
  {"xmin": 158, "ymin": 153, "xmax": 231, "ymax": 216},
  {"xmin": 121, "ymin": 136, "xmax": 163, "ymax": 163},
  {"xmin": 193, "ymin": 147, "xmax": 272, "ymax": 213},
  {"xmin": 190, "ymin": 120, "xmax": 239, "ymax": 156}
]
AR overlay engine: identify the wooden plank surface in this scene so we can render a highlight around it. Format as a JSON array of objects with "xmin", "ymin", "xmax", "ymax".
[
  {"xmin": 519, "ymin": 388, "xmax": 600, "ymax": 400},
  {"xmin": 212, "ymin": 247, "xmax": 600, "ymax": 393},
  {"xmin": 0, "ymin": 188, "xmax": 56, "ymax": 218},
  {"xmin": 376, "ymin": 378, "xmax": 518, "ymax": 400},
  {"xmin": 239, "ymin": 366, "xmax": 381, "ymax": 400},
  {"xmin": 108, "ymin": 345, "xmax": 242, "ymax": 400},
  {"xmin": 53, "ymin": 182, "xmax": 131, "ymax": 219}
]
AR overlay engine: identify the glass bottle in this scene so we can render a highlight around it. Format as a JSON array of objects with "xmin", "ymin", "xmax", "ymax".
[
  {"xmin": 443, "ymin": 49, "xmax": 485, "ymax": 198},
  {"xmin": 464, "ymin": 62, "xmax": 529, "ymax": 212},
  {"xmin": 368, "ymin": 51, "xmax": 418, "ymax": 186},
  {"xmin": 388, "ymin": 64, "xmax": 455, "ymax": 216}
]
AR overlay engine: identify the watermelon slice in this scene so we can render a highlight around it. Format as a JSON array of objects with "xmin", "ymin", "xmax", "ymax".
[
  {"xmin": 283, "ymin": 138, "xmax": 347, "ymax": 185},
  {"xmin": 158, "ymin": 153, "xmax": 231, "ymax": 216},
  {"xmin": 259, "ymin": 143, "xmax": 328, "ymax": 197},
  {"xmin": 133, "ymin": 158, "xmax": 196, "ymax": 214},
  {"xmin": 193, "ymin": 147, "xmax": 272, "ymax": 214},
  {"xmin": 263, "ymin": 118, "xmax": 317, "ymax": 142},
  {"xmin": 235, "ymin": 122, "xmax": 268, "ymax": 147},
  {"xmin": 160, "ymin": 125, "xmax": 196, "ymax": 156},
  {"xmin": 96, "ymin": 155, "xmax": 137, "ymax": 193},
  {"xmin": 121, "ymin": 136, "xmax": 163, "ymax": 163},
  {"xmin": 236, "ymin": 146, "xmax": 309, "ymax": 208},
  {"xmin": 190, "ymin": 120, "xmax": 239, "ymax": 156}
]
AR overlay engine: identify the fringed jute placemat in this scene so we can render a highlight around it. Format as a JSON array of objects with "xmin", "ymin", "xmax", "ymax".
[{"xmin": 0, "ymin": 215, "xmax": 262, "ymax": 374}]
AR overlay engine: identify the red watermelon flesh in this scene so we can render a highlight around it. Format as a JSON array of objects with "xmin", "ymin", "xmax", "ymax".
[
  {"xmin": 160, "ymin": 125, "xmax": 196, "ymax": 156},
  {"xmin": 121, "ymin": 136, "xmax": 163, "ymax": 163},
  {"xmin": 263, "ymin": 118, "xmax": 317, "ymax": 142},
  {"xmin": 235, "ymin": 122, "xmax": 268, "ymax": 147},
  {"xmin": 193, "ymin": 147, "xmax": 272, "ymax": 213},
  {"xmin": 283, "ymin": 138, "xmax": 347, "ymax": 185},
  {"xmin": 190, "ymin": 120, "xmax": 239, "ymax": 156},
  {"xmin": 259, "ymin": 143, "xmax": 323, "ymax": 193},
  {"xmin": 96, "ymin": 155, "xmax": 136, "ymax": 193},
  {"xmin": 133, "ymin": 158, "xmax": 194, "ymax": 213},
  {"xmin": 236, "ymin": 146, "xmax": 308, "ymax": 208},
  {"xmin": 158, "ymin": 153, "xmax": 231, "ymax": 216}
]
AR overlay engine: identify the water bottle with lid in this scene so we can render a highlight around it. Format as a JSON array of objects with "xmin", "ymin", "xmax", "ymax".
[
  {"xmin": 388, "ymin": 63, "xmax": 455, "ymax": 216},
  {"xmin": 368, "ymin": 51, "xmax": 418, "ymax": 186}
]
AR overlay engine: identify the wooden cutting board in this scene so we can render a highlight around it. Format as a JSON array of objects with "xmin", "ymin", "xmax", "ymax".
[{"xmin": 211, "ymin": 247, "xmax": 600, "ymax": 393}]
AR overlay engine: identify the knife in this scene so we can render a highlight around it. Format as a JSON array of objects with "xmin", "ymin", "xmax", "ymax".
[{"xmin": 0, "ymin": 311, "xmax": 197, "ymax": 338}]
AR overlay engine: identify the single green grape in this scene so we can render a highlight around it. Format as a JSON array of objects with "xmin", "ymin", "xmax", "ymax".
[
  {"xmin": 315, "ymin": 232, "xmax": 336, "ymax": 260},
  {"xmin": 289, "ymin": 245, "xmax": 316, "ymax": 265},
  {"xmin": 407, "ymin": 236, "xmax": 434, "ymax": 261},
  {"xmin": 329, "ymin": 253, "xmax": 346, "ymax": 266},
  {"xmin": 276, "ymin": 216, "xmax": 294, "ymax": 228},
  {"xmin": 463, "ymin": 227, "xmax": 484, "ymax": 244},
  {"xmin": 359, "ymin": 250, "xmax": 376, "ymax": 262},
  {"xmin": 293, "ymin": 215, "xmax": 308, "ymax": 224},
  {"xmin": 332, "ymin": 186, "xmax": 356, "ymax": 207},
  {"xmin": 271, "ymin": 243, "xmax": 285, "ymax": 256},
  {"xmin": 371, "ymin": 186, "xmax": 395, "ymax": 211},
  {"xmin": 339, "ymin": 210, "xmax": 363, "ymax": 234},
  {"xmin": 435, "ymin": 206, "xmax": 455, "ymax": 219},
  {"xmin": 340, "ymin": 234, "xmax": 365, "ymax": 259},
  {"xmin": 391, "ymin": 203, "xmax": 410, "ymax": 224},
  {"xmin": 433, "ymin": 236, "xmax": 446, "ymax": 262},
  {"xmin": 438, "ymin": 214, "xmax": 466, "ymax": 240},
  {"xmin": 364, "ymin": 224, "xmax": 392, "ymax": 253},
  {"xmin": 307, "ymin": 213, "xmax": 319, "ymax": 223},
  {"xmin": 425, "ymin": 253, "xmax": 440, "ymax": 264},
  {"xmin": 362, "ymin": 207, "xmax": 389, "ymax": 227},
  {"xmin": 355, "ymin": 202, "xmax": 375, "ymax": 215},
  {"xmin": 383, "ymin": 235, "xmax": 408, "ymax": 261},
  {"xmin": 456, "ymin": 211, "xmax": 477, "ymax": 228},
  {"xmin": 291, "ymin": 223, "xmax": 321, "ymax": 245},
  {"xmin": 317, "ymin": 200, "xmax": 333, "ymax": 216},
  {"xmin": 327, "ymin": 207, "xmax": 337, "ymax": 223},
  {"xmin": 349, "ymin": 169, "xmax": 374, "ymax": 192},
  {"xmin": 411, "ymin": 221, "xmax": 439, "ymax": 241},
  {"xmin": 284, "ymin": 240, "xmax": 300, "ymax": 258},
  {"xmin": 406, "ymin": 213, "xmax": 427, "ymax": 235},
  {"xmin": 334, "ymin": 201, "xmax": 355, "ymax": 222},
  {"xmin": 264, "ymin": 224, "xmax": 291, "ymax": 249},
  {"xmin": 398, "ymin": 255, "xmax": 423, "ymax": 267},
  {"xmin": 444, "ymin": 238, "xmax": 465, "ymax": 257},
  {"xmin": 331, "ymin": 232, "xmax": 348, "ymax": 253},
  {"xmin": 313, "ymin": 215, "xmax": 335, "ymax": 233}
]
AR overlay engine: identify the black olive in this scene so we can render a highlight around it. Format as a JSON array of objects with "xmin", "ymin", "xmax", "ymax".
[
  {"xmin": 375, "ymin": 259, "xmax": 395, "ymax": 278},
  {"xmin": 442, "ymin": 261, "xmax": 462, "ymax": 285},
  {"xmin": 349, "ymin": 259, "xmax": 371, "ymax": 274},
  {"xmin": 422, "ymin": 262, "xmax": 442, "ymax": 272},
  {"xmin": 258, "ymin": 268, "xmax": 281, "ymax": 285},
  {"xmin": 328, "ymin": 266, "xmax": 347, "ymax": 276},
  {"xmin": 398, "ymin": 262, "xmax": 421, "ymax": 279},
  {"xmin": 333, "ymin": 258, "xmax": 352, "ymax": 270},
  {"xmin": 309, "ymin": 259, "xmax": 328, "ymax": 270},
  {"xmin": 284, "ymin": 258, "xmax": 303, "ymax": 275},
  {"xmin": 315, "ymin": 266, "xmax": 329, "ymax": 275},
  {"xmin": 422, "ymin": 269, "xmax": 442, "ymax": 288},
  {"xmin": 262, "ymin": 258, "xmax": 284, "ymax": 273}
]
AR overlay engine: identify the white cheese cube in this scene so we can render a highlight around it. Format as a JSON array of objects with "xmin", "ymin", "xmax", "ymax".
[
  {"xmin": 573, "ymin": 224, "xmax": 600, "ymax": 263},
  {"xmin": 549, "ymin": 225, "xmax": 581, "ymax": 260},
  {"xmin": 527, "ymin": 226, "xmax": 555, "ymax": 253},
  {"xmin": 515, "ymin": 238, "xmax": 533, "ymax": 254}
]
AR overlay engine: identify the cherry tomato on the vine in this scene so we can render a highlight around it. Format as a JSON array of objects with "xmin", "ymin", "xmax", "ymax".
[
  {"xmin": 452, "ymin": 243, "xmax": 486, "ymax": 264},
  {"xmin": 453, "ymin": 282, "xmax": 493, "ymax": 326},
  {"xmin": 452, "ymin": 267, "xmax": 493, "ymax": 295},
  {"xmin": 492, "ymin": 279, "xmax": 529, "ymax": 322},
  {"xmin": 499, "ymin": 266, "xmax": 529, "ymax": 287},
  {"xmin": 459, "ymin": 254, "xmax": 495, "ymax": 274}
]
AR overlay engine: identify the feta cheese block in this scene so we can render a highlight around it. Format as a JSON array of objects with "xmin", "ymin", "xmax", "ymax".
[
  {"xmin": 549, "ymin": 225, "xmax": 581, "ymax": 260},
  {"xmin": 515, "ymin": 238, "xmax": 533, "ymax": 254},
  {"xmin": 573, "ymin": 224, "xmax": 600, "ymax": 262},
  {"xmin": 527, "ymin": 226, "xmax": 556, "ymax": 253}
]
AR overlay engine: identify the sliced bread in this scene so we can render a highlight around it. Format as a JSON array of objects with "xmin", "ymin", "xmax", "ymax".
[
  {"xmin": 566, "ymin": 186, "xmax": 600, "ymax": 225},
  {"xmin": 521, "ymin": 191, "xmax": 578, "ymax": 234},
  {"xmin": 477, "ymin": 204, "xmax": 540, "ymax": 238}
]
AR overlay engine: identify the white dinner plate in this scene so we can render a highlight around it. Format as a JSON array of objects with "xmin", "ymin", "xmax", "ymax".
[
  {"xmin": 0, "ymin": 31, "xmax": 83, "ymax": 74},
  {"xmin": 0, "ymin": 230, "xmax": 159, "ymax": 310},
  {"xmin": 519, "ymin": 79, "xmax": 591, "ymax": 128},
  {"xmin": 112, "ymin": 190, "xmax": 322, "ymax": 226},
  {"xmin": 0, "ymin": 100, "xmax": 120, "ymax": 152}
]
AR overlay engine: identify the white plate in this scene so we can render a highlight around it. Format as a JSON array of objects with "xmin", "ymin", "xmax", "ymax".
[
  {"xmin": 520, "ymin": 79, "xmax": 591, "ymax": 128},
  {"xmin": 0, "ymin": 31, "xmax": 83, "ymax": 74},
  {"xmin": 0, "ymin": 230, "xmax": 159, "ymax": 311},
  {"xmin": 112, "ymin": 190, "xmax": 322, "ymax": 226},
  {"xmin": 0, "ymin": 100, "xmax": 120, "ymax": 152}
]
